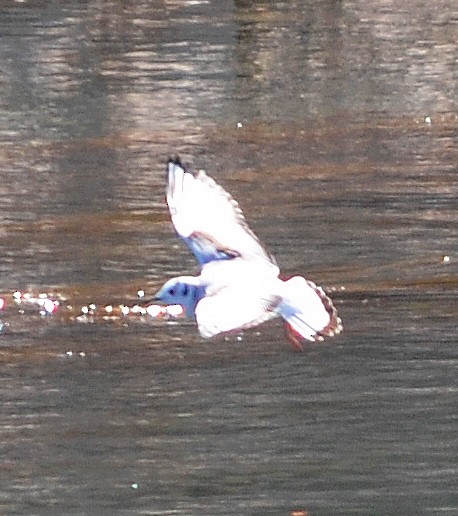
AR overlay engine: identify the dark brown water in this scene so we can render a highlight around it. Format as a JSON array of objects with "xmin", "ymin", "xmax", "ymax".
[{"xmin": 1, "ymin": 2, "xmax": 457, "ymax": 515}]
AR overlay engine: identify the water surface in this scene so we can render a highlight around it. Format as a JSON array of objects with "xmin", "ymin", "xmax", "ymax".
[{"xmin": 0, "ymin": 1, "xmax": 457, "ymax": 515}]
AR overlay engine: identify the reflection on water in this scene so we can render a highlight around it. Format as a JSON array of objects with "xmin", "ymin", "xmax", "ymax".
[{"xmin": 0, "ymin": 1, "xmax": 457, "ymax": 514}]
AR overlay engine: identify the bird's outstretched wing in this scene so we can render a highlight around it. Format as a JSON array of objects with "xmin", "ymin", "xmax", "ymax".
[{"xmin": 166, "ymin": 156, "xmax": 278, "ymax": 269}]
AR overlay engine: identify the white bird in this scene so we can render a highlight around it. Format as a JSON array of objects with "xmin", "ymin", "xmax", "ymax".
[{"xmin": 154, "ymin": 156, "xmax": 342, "ymax": 350}]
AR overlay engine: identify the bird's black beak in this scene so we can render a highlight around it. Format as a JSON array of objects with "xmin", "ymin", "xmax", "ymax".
[{"xmin": 140, "ymin": 295, "xmax": 161, "ymax": 306}]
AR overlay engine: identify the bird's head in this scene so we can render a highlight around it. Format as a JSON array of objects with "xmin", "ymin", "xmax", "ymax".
[{"xmin": 154, "ymin": 276, "xmax": 202, "ymax": 317}]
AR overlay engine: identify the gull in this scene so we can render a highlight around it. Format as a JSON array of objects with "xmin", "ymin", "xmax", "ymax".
[{"xmin": 153, "ymin": 156, "xmax": 342, "ymax": 350}]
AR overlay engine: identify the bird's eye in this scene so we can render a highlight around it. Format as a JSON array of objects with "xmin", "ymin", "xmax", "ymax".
[
  {"xmin": 182, "ymin": 285, "xmax": 188, "ymax": 296},
  {"xmin": 168, "ymin": 288, "xmax": 175, "ymax": 296}
]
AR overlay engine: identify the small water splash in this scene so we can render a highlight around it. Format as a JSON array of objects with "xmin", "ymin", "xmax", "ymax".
[{"xmin": 0, "ymin": 288, "xmax": 185, "ymax": 332}]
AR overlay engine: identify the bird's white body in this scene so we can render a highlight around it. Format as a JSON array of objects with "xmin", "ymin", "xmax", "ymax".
[{"xmin": 154, "ymin": 157, "xmax": 342, "ymax": 349}]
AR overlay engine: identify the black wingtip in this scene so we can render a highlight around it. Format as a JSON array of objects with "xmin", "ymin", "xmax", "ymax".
[{"xmin": 168, "ymin": 155, "xmax": 183, "ymax": 167}]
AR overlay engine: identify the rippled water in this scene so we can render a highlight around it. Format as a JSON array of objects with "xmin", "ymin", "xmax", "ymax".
[{"xmin": 1, "ymin": 1, "xmax": 457, "ymax": 515}]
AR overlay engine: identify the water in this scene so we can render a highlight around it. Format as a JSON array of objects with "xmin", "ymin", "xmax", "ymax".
[{"xmin": 0, "ymin": 1, "xmax": 457, "ymax": 515}]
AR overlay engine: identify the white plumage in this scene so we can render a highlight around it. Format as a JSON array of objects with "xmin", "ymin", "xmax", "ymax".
[{"xmin": 154, "ymin": 156, "xmax": 342, "ymax": 350}]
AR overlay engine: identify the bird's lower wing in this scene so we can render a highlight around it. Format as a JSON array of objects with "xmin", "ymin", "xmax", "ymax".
[
  {"xmin": 195, "ymin": 287, "xmax": 280, "ymax": 338},
  {"xmin": 278, "ymin": 276, "xmax": 343, "ymax": 349}
]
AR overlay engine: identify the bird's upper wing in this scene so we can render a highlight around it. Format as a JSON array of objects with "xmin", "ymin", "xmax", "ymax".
[
  {"xmin": 166, "ymin": 156, "xmax": 278, "ymax": 269},
  {"xmin": 195, "ymin": 285, "xmax": 280, "ymax": 338}
]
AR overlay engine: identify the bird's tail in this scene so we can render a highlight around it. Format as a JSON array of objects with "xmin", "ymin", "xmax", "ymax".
[{"xmin": 278, "ymin": 276, "xmax": 342, "ymax": 350}]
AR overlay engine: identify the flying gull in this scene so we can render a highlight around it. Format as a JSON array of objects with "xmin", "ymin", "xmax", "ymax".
[{"xmin": 154, "ymin": 156, "xmax": 342, "ymax": 350}]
